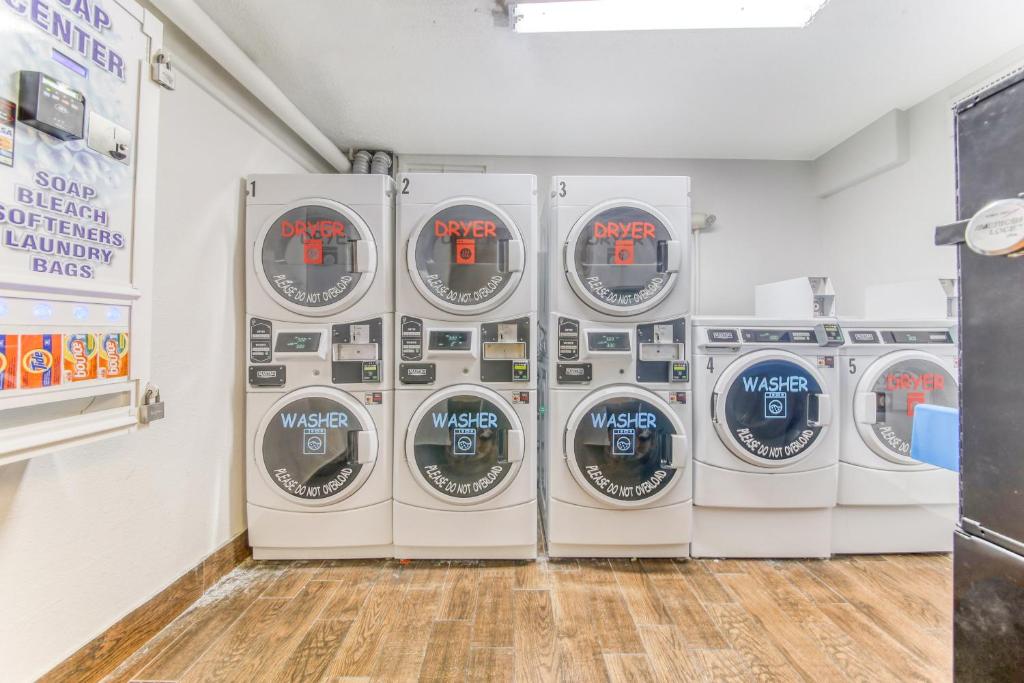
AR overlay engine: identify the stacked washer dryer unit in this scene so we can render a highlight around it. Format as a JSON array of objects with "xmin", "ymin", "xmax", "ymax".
[
  {"xmin": 544, "ymin": 176, "xmax": 694, "ymax": 557},
  {"xmin": 691, "ymin": 278, "xmax": 844, "ymax": 558},
  {"xmin": 393, "ymin": 173, "xmax": 539, "ymax": 559},
  {"xmin": 245, "ymin": 175, "xmax": 394, "ymax": 559},
  {"xmin": 834, "ymin": 280, "xmax": 959, "ymax": 553}
]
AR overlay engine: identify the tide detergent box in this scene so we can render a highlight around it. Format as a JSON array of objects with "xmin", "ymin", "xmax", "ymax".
[
  {"xmin": 99, "ymin": 332, "xmax": 129, "ymax": 379},
  {"xmin": 20, "ymin": 334, "xmax": 61, "ymax": 388},
  {"xmin": 63, "ymin": 333, "xmax": 98, "ymax": 382},
  {"xmin": 0, "ymin": 334, "xmax": 17, "ymax": 389}
]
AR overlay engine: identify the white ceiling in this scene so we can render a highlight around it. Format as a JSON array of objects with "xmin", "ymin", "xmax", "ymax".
[{"xmin": 194, "ymin": 0, "xmax": 1024, "ymax": 160}]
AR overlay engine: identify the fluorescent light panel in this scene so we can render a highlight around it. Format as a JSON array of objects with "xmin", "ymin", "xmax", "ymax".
[{"xmin": 512, "ymin": 0, "xmax": 829, "ymax": 33}]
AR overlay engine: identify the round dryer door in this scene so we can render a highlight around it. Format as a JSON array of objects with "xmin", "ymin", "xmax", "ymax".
[
  {"xmin": 406, "ymin": 385, "xmax": 524, "ymax": 504},
  {"xmin": 564, "ymin": 386, "xmax": 687, "ymax": 507},
  {"xmin": 254, "ymin": 199, "xmax": 377, "ymax": 316},
  {"xmin": 564, "ymin": 201, "xmax": 683, "ymax": 316},
  {"xmin": 407, "ymin": 199, "xmax": 526, "ymax": 314},
  {"xmin": 853, "ymin": 350, "xmax": 958, "ymax": 464},
  {"xmin": 255, "ymin": 387, "xmax": 378, "ymax": 505},
  {"xmin": 712, "ymin": 350, "xmax": 831, "ymax": 467}
]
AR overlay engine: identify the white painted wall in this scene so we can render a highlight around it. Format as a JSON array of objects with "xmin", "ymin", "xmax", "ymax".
[
  {"xmin": 401, "ymin": 155, "xmax": 821, "ymax": 316},
  {"xmin": 0, "ymin": 13, "xmax": 326, "ymax": 682},
  {"xmin": 818, "ymin": 47, "xmax": 1024, "ymax": 317}
]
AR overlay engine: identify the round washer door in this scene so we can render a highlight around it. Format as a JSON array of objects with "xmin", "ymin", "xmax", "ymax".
[
  {"xmin": 406, "ymin": 385, "xmax": 525, "ymax": 505},
  {"xmin": 564, "ymin": 386, "xmax": 688, "ymax": 507},
  {"xmin": 712, "ymin": 350, "xmax": 832, "ymax": 468},
  {"xmin": 254, "ymin": 199, "xmax": 378, "ymax": 316},
  {"xmin": 255, "ymin": 386, "xmax": 379, "ymax": 506},
  {"xmin": 407, "ymin": 198, "xmax": 526, "ymax": 315},
  {"xmin": 853, "ymin": 350, "xmax": 958, "ymax": 464},
  {"xmin": 564, "ymin": 200, "xmax": 683, "ymax": 317}
]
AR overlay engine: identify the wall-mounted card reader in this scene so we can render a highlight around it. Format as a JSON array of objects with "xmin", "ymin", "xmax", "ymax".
[
  {"xmin": 815, "ymin": 323, "xmax": 845, "ymax": 347},
  {"xmin": 18, "ymin": 71, "xmax": 86, "ymax": 141}
]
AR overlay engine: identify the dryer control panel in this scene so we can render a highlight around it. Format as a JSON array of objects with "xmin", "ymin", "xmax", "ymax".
[
  {"xmin": 248, "ymin": 316, "xmax": 386, "ymax": 389},
  {"xmin": 399, "ymin": 315, "xmax": 533, "ymax": 387},
  {"xmin": 553, "ymin": 316, "xmax": 688, "ymax": 386}
]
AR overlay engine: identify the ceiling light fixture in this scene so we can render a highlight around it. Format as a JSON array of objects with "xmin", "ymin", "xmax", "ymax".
[{"xmin": 510, "ymin": 0, "xmax": 829, "ymax": 33}]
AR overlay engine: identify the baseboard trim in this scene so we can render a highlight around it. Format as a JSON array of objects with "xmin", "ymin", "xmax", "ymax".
[{"xmin": 39, "ymin": 530, "xmax": 250, "ymax": 683}]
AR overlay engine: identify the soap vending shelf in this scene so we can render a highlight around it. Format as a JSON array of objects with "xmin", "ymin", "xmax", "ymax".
[{"xmin": 0, "ymin": 285, "xmax": 141, "ymax": 463}]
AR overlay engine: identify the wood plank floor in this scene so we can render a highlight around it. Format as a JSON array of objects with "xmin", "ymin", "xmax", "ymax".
[{"xmin": 103, "ymin": 551, "xmax": 952, "ymax": 683}]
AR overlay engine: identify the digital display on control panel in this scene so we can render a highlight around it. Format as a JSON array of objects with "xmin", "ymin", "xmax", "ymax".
[
  {"xmin": 274, "ymin": 332, "xmax": 322, "ymax": 352},
  {"xmin": 883, "ymin": 331, "xmax": 953, "ymax": 344},
  {"xmin": 587, "ymin": 332, "xmax": 630, "ymax": 351},
  {"xmin": 850, "ymin": 331, "xmax": 879, "ymax": 344},
  {"xmin": 741, "ymin": 330, "xmax": 817, "ymax": 344},
  {"xmin": 429, "ymin": 330, "xmax": 472, "ymax": 350}
]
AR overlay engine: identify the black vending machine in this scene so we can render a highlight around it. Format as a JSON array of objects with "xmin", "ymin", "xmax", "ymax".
[{"xmin": 936, "ymin": 73, "xmax": 1024, "ymax": 680}]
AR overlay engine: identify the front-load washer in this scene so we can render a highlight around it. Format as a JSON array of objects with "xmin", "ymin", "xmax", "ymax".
[
  {"xmin": 834, "ymin": 320, "xmax": 959, "ymax": 553},
  {"xmin": 246, "ymin": 316, "xmax": 393, "ymax": 559},
  {"xmin": 246, "ymin": 174, "xmax": 394, "ymax": 322},
  {"xmin": 691, "ymin": 317, "xmax": 845, "ymax": 558},
  {"xmin": 546, "ymin": 176, "xmax": 691, "ymax": 322},
  {"xmin": 394, "ymin": 315, "xmax": 537, "ymax": 559},
  {"xmin": 543, "ymin": 314, "xmax": 692, "ymax": 557},
  {"xmin": 396, "ymin": 173, "xmax": 537, "ymax": 320}
]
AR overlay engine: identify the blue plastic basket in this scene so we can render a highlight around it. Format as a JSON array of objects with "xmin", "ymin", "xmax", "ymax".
[{"xmin": 910, "ymin": 404, "xmax": 960, "ymax": 472}]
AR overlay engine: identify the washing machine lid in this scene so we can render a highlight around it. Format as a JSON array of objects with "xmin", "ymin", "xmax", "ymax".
[
  {"xmin": 853, "ymin": 350, "xmax": 958, "ymax": 464},
  {"xmin": 564, "ymin": 200, "xmax": 683, "ymax": 316},
  {"xmin": 254, "ymin": 199, "xmax": 377, "ymax": 316},
  {"xmin": 256, "ymin": 386, "xmax": 378, "ymax": 506},
  {"xmin": 712, "ymin": 350, "xmax": 831, "ymax": 467},
  {"xmin": 564, "ymin": 386, "xmax": 687, "ymax": 507},
  {"xmin": 407, "ymin": 198, "xmax": 526, "ymax": 314},
  {"xmin": 405, "ymin": 385, "xmax": 524, "ymax": 505}
]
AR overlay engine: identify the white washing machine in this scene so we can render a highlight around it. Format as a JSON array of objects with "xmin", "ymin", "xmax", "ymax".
[
  {"xmin": 245, "ymin": 318, "xmax": 393, "ymax": 559},
  {"xmin": 834, "ymin": 320, "xmax": 959, "ymax": 553},
  {"xmin": 546, "ymin": 176, "xmax": 691, "ymax": 322},
  {"xmin": 246, "ymin": 174, "xmax": 394, "ymax": 322},
  {"xmin": 692, "ymin": 317, "xmax": 845, "ymax": 558},
  {"xmin": 543, "ymin": 315, "xmax": 692, "ymax": 557},
  {"xmin": 395, "ymin": 172, "xmax": 537, "ymax": 320},
  {"xmin": 393, "ymin": 314, "xmax": 537, "ymax": 559}
]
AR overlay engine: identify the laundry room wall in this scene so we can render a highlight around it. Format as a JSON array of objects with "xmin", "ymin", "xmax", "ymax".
[
  {"xmin": 399, "ymin": 155, "xmax": 821, "ymax": 316},
  {"xmin": 817, "ymin": 46, "xmax": 1024, "ymax": 316},
  {"xmin": 0, "ymin": 10, "xmax": 330, "ymax": 682}
]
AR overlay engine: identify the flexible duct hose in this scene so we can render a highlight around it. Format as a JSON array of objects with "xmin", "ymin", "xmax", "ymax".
[{"xmin": 351, "ymin": 150, "xmax": 372, "ymax": 174}]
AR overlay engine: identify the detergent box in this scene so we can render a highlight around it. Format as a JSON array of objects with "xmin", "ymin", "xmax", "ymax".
[
  {"xmin": 0, "ymin": 334, "xmax": 17, "ymax": 389},
  {"xmin": 19, "ymin": 334, "xmax": 61, "ymax": 388}
]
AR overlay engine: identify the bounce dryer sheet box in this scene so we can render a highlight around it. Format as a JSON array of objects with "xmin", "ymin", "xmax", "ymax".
[
  {"xmin": 98, "ymin": 332, "xmax": 129, "ymax": 379},
  {"xmin": 0, "ymin": 334, "xmax": 17, "ymax": 389},
  {"xmin": 19, "ymin": 334, "xmax": 61, "ymax": 388},
  {"xmin": 63, "ymin": 333, "xmax": 98, "ymax": 382}
]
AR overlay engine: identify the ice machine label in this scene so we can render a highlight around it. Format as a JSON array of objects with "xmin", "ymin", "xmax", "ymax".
[
  {"xmin": 573, "ymin": 398, "xmax": 678, "ymax": 502},
  {"xmin": 261, "ymin": 396, "xmax": 367, "ymax": 500},
  {"xmin": 414, "ymin": 204, "xmax": 518, "ymax": 307},
  {"xmin": 572, "ymin": 206, "xmax": 676, "ymax": 309},
  {"xmin": 724, "ymin": 360, "xmax": 823, "ymax": 461},
  {"xmin": 413, "ymin": 395, "xmax": 515, "ymax": 499},
  {"xmin": 261, "ymin": 205, "xmax": 368, "ymax": 309}
]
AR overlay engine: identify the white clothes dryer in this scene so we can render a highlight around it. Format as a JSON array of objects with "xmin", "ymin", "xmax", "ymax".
[
  {"xmin": 543, "ymin": 314, "xmax": 692, "ymax": 557},
  {"xmin": 396, "ymin": 173, "xmax": 538, "ymax": 320},
  {"xmin": 546, "ymin": 175, "xmax": 691, "ymax": 322},
  {"xmin": 246, "ymin": 174, "xmax": 394, "ymax": 322},
  {"xmin": 691, "ymin": 317, "xmax": 844, "ymax": 558},
  {"xmin": 834, "ymin": 320, "xmax": 959, "ymax": 553}
]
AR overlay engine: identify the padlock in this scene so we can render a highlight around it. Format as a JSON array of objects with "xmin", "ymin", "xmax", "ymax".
[{"xmin": 140, "ymin": 384, "xmax": 166, "ymax": 424}]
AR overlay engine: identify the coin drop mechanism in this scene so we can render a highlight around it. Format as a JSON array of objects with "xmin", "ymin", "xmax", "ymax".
[{"xmin": 483, "ymin": 322, "xmax": 527, "ymax": 361}]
